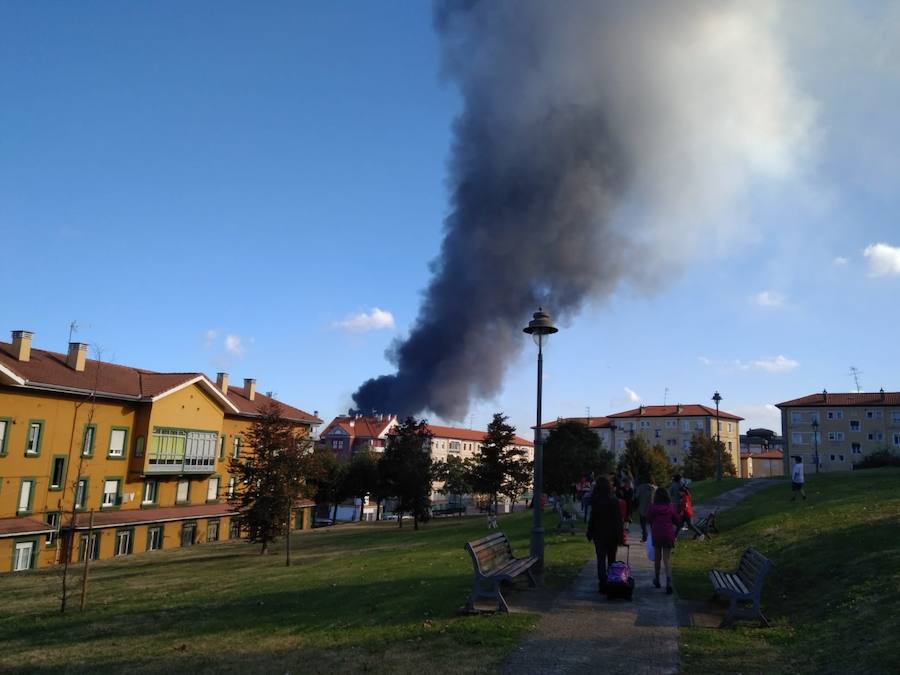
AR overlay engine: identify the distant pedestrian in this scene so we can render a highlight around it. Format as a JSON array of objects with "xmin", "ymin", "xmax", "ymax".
[
  {"xmin": 635, "ymin": 477, "xmax": 657, "ymax": 542},
  {"xmin": 791, "ymin": 456, "xmax": 807, "ymax": 501},
  {"xmin": 646, "ymin": 487, "xmax": 680, "ymax": 594},
  {"xmin": 669, "ymin": 473, "xmax": 684, "ymax": 503},
  {"xmin": 587, "ymin": 477, "xmax": 624, "ymax": 592},
  {"xmin": 619, "ymin": 476, "xmax": 635, "ymax": 523},
  {"xmin": 678, "ymin": 486, "xmax": 704, "ymax": 539}
]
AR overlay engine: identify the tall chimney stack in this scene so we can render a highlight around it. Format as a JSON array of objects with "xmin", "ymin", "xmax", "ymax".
[
  {"xmin": 66, "ymin": 342, "xmax": 88, "ymax": 372},
  {"xmin": 216, "ymin": 372, "xmax": 229, "ymax": 395},
  {"xmin": 11, "ymin": 330, "xmax": 33, "ymax": 362},
  {"xmin": 244, "ymin": 378, "xmax": 256, "ymax": 401}
]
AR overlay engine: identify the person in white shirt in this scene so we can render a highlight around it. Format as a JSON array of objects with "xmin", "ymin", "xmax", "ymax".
[{"xmin": 790, "ymin": 456, "xmax": 807, "ymax": 501}]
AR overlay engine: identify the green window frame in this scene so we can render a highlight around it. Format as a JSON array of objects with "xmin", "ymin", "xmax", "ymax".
[
  {"xmin": 219, "ymin": 435, "xmax": 225, "ymax": 461},
  {"xmin": 175, "ymin": 478, "xmax": 191, "ymax": 505},
  {"xmin": 114, "ymin": 528, "xmax": 134, "ymax": 556},
  {"xmin": 46, "ymin": 512, "xmax": 61, "ymax": 546},
  {"xmin": 146, "ymin": 525, "xmax": 163, "ymax": 551},
  {"xmin": 17, "ymin": 478, "xmax": 36, "ymax": 515},
  {"xmin": 11, "ymin": 536, "xmax": 40, "ymax": 572},
  {"xmin": 81, "ymin": 424, "xmax": 96, "ymax": 457},
  {"xmin": 207, "ymin": 518, "xmax": 220, "ymax": 542},
  {"xmin": 134, "ymin": 435, "xmax": 145, "ymax": 458},
  {"xmin": 0, "ymin": 417, "xmax": 11, "ymax": 456},
  {"xmin": 206, "ymin": 475, "xmax": 220, "ymax": 503},
  {"xmin": 232, "ymin": 436, "xmax": 241, "ymax": 460},
  {"xmin": 107, "ymin": 427, "xmax": 129, "ymax": 460},
  {"xmin": 49, "ymin": 455, "xmax": 67, "ymax": 491},
  {"xmin": 101, "ymin": 477, "xmax": 122, "ymax": 509},
  {"xmin": 74, "ymin": 477, "xmax": 90, "ymax": 511},
  {"xmin": 24, "ymin": 420, "xmax": 44, "ymax": 457},
  {"xmin": 141, "ymin": 479, "xmax": 159, "ymax": 506},
  {"xmin": 78, "ymin": 532, "xmax": 99, "ymax": 562}
]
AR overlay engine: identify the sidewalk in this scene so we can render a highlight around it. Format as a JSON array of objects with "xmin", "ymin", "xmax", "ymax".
[{"xmin": 501, "ymin": 479, "xmax": 779, "ymax": 675}]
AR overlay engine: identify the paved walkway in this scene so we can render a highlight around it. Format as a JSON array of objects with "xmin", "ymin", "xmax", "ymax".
[{"xmin": 501, "ymin": 479, "xmax": 779, "ymax": 675}]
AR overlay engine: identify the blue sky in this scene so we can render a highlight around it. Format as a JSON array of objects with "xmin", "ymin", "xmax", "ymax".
[{"xmin": 2, "ymin": 2, "xmax": 899, "ymax": 437}]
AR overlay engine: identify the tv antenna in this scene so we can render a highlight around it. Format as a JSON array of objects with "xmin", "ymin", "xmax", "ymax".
[
  {"xmin": 663, "ymin": 387, "xmax": 669, "ymax": 406},
  {"xmin": 585, "ymin": 406, "xmax": 591, "ymax": 423},
  {"xmin": 68, "ymin": 320, "xmax": 80, "ymax": 343},
  {"xmin": 850, "ymin": 367, "xmax": 862, "ymax": 394}
]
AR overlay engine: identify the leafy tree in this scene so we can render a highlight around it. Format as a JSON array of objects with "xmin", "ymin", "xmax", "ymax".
[
  {"xmin": 617, "ymin": 434, "xmax": 672, "ymax": 486},
  {"xmin": 229, "ymin": 400, "xmax": 314, "ymax": 554},
  {"xmin": 434, "ymin": 454, "xmax": 472, "ymax": 514},
  {"xmin": 543, "ymin": 421, "xmax": 615, "ymax": 498},
  {"xmin": 683, "ymin": 433, "xmax": 737, "ymax": 480},
  {"xmin": 342, "ymin": 449, "xmax": 381, "ymax": 521},
  {"xmin": 468, "ymin": 413, "xmax": 532, "ymax": 515},
  {"xmin": 308, "ymin": 448, "xmax": 349, "ymax": 523},
  {"xmin": 378, "ymin": 417, "xmax": 434, "ymax": 529}
]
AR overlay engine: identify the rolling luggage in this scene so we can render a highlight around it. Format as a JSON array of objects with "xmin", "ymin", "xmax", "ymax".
[{"xmin": 605, "ymin": 545, "xmax": 635, "ymax": 600}]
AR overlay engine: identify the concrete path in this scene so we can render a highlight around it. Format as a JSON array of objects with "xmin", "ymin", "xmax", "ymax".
[{"xmin": 501, "ymin": 479, "xmax": 779, "ymax": 675}]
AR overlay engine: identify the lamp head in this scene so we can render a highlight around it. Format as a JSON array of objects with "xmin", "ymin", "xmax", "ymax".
[
  {"xmin": 712, "ymin": 391, "xmax": 722, "ymax": 405},
  {"xmin": 523, "ymin": 307, "xmax": 558, "ymax": 347}
]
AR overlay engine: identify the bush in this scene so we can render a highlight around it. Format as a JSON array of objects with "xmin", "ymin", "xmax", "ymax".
[{"xmin": 853, "ymin": 449, "xmax": 900, "ymax": 470}]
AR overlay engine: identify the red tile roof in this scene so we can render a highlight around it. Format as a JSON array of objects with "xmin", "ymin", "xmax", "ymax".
[
  {"xmin": 0, "ymin": 517, "xmax": 55, "ymax": 538},
  {"xmin": 0, "ymin": 338, "xmax": 320, "ymax": 425},
  {"xmin": 747, "ymin": 451, "xmax": 784, "ymax": 460},
  {"xmin": 320, "ymin": 415, "xmax": 397, "ymax": 439},
  {"xmin": 538, "ymin": 417, "xmax": 612, "ymax": 430},
  {"xmin": 426, "ymin": 424, "xmax": 534, "ymax": 448},
  {"xmin": 776, "ymin": 391, "xmax": 900, "ymax": 407},
  {"xmin": 608, "ymin": 404, "xmax": 743, "ymax": 421}
]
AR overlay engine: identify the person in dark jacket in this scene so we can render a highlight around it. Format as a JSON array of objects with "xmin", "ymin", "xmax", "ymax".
[{"xmin": 586, "ymin": 476, "xmax": 625, "ymax": 591}]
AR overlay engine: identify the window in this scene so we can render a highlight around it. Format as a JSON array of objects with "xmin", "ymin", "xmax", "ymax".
[
  {"xmin": 181, "ymin": 522, "xmax": 196, "ymax": 547},
  {"xmin": 850, "ymin": 421, "xmax": 860, "ymax": 432},
  {"xmin": 79, "ymin": 533, "xmax": 99, "ymax": 561},
  {"xmin": 227, "ymin": 477, "xmax": 236, "ymax": 498},
  {"xmin": 207, "ymin": 520, "xmax": 220, "ymax": 542},
  {"xmin": 219, "ymin": 436, "xmax": 225, "ymax": 460},
  {"xmin": 827, "ymin": 410, "xmax": 844, "ymax": 420},
  {"xmin": 868, "ymin": 432, "xmax": 884, "ymax": 442},
  {"xmin": 108, "ymin": 428, "xmax": 127, "ymax": 457},
  {"xmin": 149, "ymin": 428, "xmax": 217, "ymax": 469},
  {"xmin": 207, "ymin": 477, "xmax": 219, "ymax": 502},
  {"xmin": 0, "ymin": 418, "xmax": 9, "ymax": 454},
  {"xmin": 176, "ymin": 479, "xmax": 190, "ymax": 504},
  {"xmin": 671, "ymin": 455, "xmax": 678, "ymax": 463},
  {"xmin": 852, "ymin": 443, "xmax": 862, "ymax": 454},
  {"xmin": 694, "ymin": 420, "xmax": 703, "ymax": 430},
  {"xmin": 17, "ymin": 480, "xmax": 34, "ymax": 513},
  {"xmin": 892, "ymin": 410, "xmax": 900, "ymax": 424},
  {"xmin": 682, "ymin": 420, "xmax": 691, "ymax": 432},
  {"xmin": 828, "ymin": 432, "xmax": 845, "ymax": 441},
  {"xmin": 640, "ymin": 420, "xmax": 650, "ymax": 429},
  {"xmin": 81, "ymin": 425, "xmax": 95, "ymax": 456},
  {"xmin": 229, "ymin": 519, "xmax": 241, "ymax": 539},
  {"xmin": 25, "ymin": 421, "xmax": 42, "ymax": 455},
  {"xmin": 114, "ymin": 529, "xmax": 132, "ymax": 556},
  {"xmin": 829, "ymin": 454, "xmax": 836, "ymax": 461},
  {"xmin": 449, "ymin": 441, "xmax": 461, "ymax": 452},
  {"xmin": 50, "ymin": 457, "xmax": 66, "ymax": 490},
  {"xmin": 75, "ymin": 479, "xmax": 88, "ymax": 510},
  {"xmin": 46, "ymin": 512, "xmax": 60, "ymax": 546},
  {"xmin": 866, "ymin": 409, "xmax": 883, "ymax": 419},
  {"xmin": 792, "ymin": 432, "xmax": 805, "ymax": 444},
  {"xmin": 102, "ymin": 480, "xmax": 120, "ymax": 508},
  {"xmin": 682, "ymin": 439, "xmax": 690, "ymax": 450},
  {"xmin": 13, "ymin": 541, "xmax": 35, "ymax": 571},
  {"xmin": 791, "ymin": 411, "xmax": 802, "ymax": 424},
  {"xmin": 727, "ymin": 441, "xmax": 733, "ymax": 451},
  {"xmin": 665, "ymin": 420, "xmax": 677, "ymax": 429},
  {"xmin": 894, "ymin": 433, "xmax": 900, "ymax": 447},
  {"xmin": 666, "ymin": 438, "xmax": 676, "ymax": 446},
  {"xmin": 142, "ymin": 480, "xmax": 158, "ymax": 505},
  {"xmin": 839, "ymin": 454, "xmax": 845, "ymax": 462},
  {"xmin": 654, "ymin": 429, "xmax": 661, "ymax": 438},
  {"xmin": 234, "ymin": 437, "xmax": 243, "ymax": 458},
  {"xmin": 134, "ymin": 436, "xmax": 145, "ymax": 458},
  {"xmin": 147, "ymin": 526, "xmax": 163, "ymax": 551},
  {"xmin": 810, "ymin": 412, "xmax": 820, "ymax": 424}
]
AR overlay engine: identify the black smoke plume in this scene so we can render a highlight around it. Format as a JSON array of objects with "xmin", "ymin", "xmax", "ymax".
[{"xmin": 353, "ymin": 0, "xmax": 810, "ymax": 420}]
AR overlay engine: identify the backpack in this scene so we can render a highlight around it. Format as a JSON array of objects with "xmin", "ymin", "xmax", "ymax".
[{"xmin": 605, "ymin": 547, "xmax": 635, "ymax": 600}]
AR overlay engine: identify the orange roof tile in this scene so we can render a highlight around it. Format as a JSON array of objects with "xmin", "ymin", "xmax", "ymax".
[
  {"xmin": 776, "ymin": 391, "xmax": 900, "ymax": 407},
  {"xmin": 0, "ymin": 517, "xmax": 55, "ymax": 538},
  {"xmin": 608, "ymin": 404, "xmax": 743, "ymax": 421},
  {"xmin": 426, "ymin": 424, "xmax": 533, "ymax": 447},
  {"xmin": 538, "ymin": 417, "xmax": 612, "ymax": 430}
]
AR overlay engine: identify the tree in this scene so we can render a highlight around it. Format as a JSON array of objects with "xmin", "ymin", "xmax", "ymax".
[
  {"xmin": 229, "ymin": 400, "xmax": 313, "ymax": 554},
  {"xmin": 434, "ymin": 454, "xmax": 471, "ymax": 515},
  {"xmin": 617, "ymin": 434, "xmax": 672, "ymax": 486},
  {"xmin": 308, "ymin": 448, "xmax": 349, "ymax": 524},
  {"xmin": 342, "ymin": 449, "xmax": 381, "ymax": 521},
  {"xmin": 543, "ymin": 421, "xmax": 615, "ymax": 498},
  {"xmin": 378, "ymin": 417, "xmax": 434, "ymax": 529},
  {"xmin": 468, "ymin": 413, "xmax": 532, "ymax": 515},
  {"xmin": 683, "ymin": 433, "xmax": 738, "ymax": 480}
]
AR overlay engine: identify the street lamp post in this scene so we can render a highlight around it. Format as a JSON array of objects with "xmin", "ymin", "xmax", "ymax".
[
  {"xmin": 524, "ymin": 308, "xmax": 558, "ymax": 576},
  {"xmin": 712, "ymin": 391, "xmax": 723, "ymax": 481},
  {"xmin": 812, "ymin": 418, "xmax": 820, "ymax": 474}
]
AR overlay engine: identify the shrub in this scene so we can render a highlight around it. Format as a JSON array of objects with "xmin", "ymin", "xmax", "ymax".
[{"xmin": 853, "ymin": 449, "xmax": 900, "ymax": 470}]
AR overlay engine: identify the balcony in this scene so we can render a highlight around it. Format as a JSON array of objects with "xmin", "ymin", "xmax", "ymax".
[{"xmin": 146, "ymin": 429, "xmax": 218, "ymax": 474}]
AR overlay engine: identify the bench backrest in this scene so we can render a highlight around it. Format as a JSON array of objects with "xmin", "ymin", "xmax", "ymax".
[
  {"xmin": 737, "ymin": 547, "xmax": 773, "ymax": 593},
  {"xmin": 465, "ymin": 532, "xmax": 515, "ymax": 574}
]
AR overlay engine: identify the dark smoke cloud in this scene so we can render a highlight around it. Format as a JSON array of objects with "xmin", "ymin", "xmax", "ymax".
[{"xmin": 353, "ymin": 0, "xmax": 812, "ymax": 420}]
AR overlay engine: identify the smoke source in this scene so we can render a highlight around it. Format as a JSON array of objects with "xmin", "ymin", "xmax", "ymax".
[{"xmin": 353, "ymin": 0, "xmax": 813, "ymax": 420}]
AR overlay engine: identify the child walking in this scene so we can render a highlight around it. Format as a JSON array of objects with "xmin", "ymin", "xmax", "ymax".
[
  {"xmin": 791, "ymin": 455, "xmax": 807, "ymax": 501},
  {"xmin": 646, "ymin": 486, "xmax": 680, "ymax": 594},
  {"xmin": 678, "ymin": 486, "xmax": 705, "ymax": 539}
]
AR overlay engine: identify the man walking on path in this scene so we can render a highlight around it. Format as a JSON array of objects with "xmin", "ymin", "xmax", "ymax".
[{"xmin": 790, "ymin": 456, "xmax": 807, "ymax": 501}]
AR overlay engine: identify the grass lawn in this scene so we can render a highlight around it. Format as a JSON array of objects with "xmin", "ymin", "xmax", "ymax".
[
  {"xmin": 0, "ymin": 510, "xmax": 590, "ymax": 674},
  {"xmin": 675, "ymin": 468, "xmax": 900, "ymax": 674},
  {"xmin": 687, "ymin": 477, "xmax": 748, "ymax": 504}
]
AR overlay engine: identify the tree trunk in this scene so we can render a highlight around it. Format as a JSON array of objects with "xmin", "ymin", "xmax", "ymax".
[
  {"xmin": 413, "ymin": 515, "xmax": 419, "ymax": 531},
  {"xmin": 260, "ymin": 541, "xmax": 269, "ymax": 555},
  {"xmin": 398, "ymin": 512, "xmax": 402, "ymax": 528},
  {"xmin": 331, "ymin": 502, "xmax": 338, "ymax": 525},
  {"xmin": 79, "ymin": 509, "xmax": 94, "ymax": 612},
  {"xmin": 285, "ymin": 507, "xmax": 292, "ymax": 567}
]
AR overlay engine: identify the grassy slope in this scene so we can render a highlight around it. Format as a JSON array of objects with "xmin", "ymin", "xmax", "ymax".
[
  {"xmin": 0, "ymin": 510, "xmax": 589, "ymax": 674},
  {"xmin": 676, "ymin": 468, "xmax": 900, "ymax": 674},
  {"xmin": 687, "ymin": 477, "xmax": 747, "ymax": 504}
]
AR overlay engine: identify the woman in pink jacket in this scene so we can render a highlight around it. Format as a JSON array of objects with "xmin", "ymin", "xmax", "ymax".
[{"xmin": 646, "ymin": 486, "xmax": 680, "ymax": 594}]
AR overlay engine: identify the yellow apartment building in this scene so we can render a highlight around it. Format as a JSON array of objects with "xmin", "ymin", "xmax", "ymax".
[
  {"xmin": 777, "ymin": 389, "xmax": 900, "ymax": 473},
  {"xmin": 0, "ymin": 330, "xmax": 320, "ymax": 573}
]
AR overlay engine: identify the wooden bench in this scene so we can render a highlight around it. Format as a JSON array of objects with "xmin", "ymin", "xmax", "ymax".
[
  {"xmin": 709, "ymin": 547, "xmax": 773, "ymax": 627},
  {"xmin": 693, "ymin": 509, "xmax": 719, "ymax": 539},
  {"xmin": 464, "ymin": 532, "xmax": 538, "ymax": 612},
  {"xmin": 554, "ymin": 501, "xmax": 578, "ymax": 534}
]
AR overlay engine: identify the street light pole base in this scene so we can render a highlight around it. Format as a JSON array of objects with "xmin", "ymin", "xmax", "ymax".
[{"xmin": 529, "ymin": 526, "xmax": 545, "ymax": 584}]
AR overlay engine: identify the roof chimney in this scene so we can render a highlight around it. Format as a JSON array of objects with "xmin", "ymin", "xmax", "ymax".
[
  {"xmin": 11, "ymin": 330, "xmax": 32, "ymax": 362},
  {"xmin": 216, "ymin": 372, "xmax": 229, "ymax": 395},
  {"xmin": 244, "ymin": 378, "xmax": 256, "ymax": 401},
  {"xmin": 66, "ymin": 342, "xmax": 88, "ymax": 372},
  {"xmin": 639, "ymin": 404, "xmax": 645, "ymax": 415},
  {"xmin": 822, "ymin": 388, "xmax": 828, "ymax": 403},
  {"xmin": 880, "ymin": 388, "xmax": 886, "ymax": 401},
  {"xmin": 676, "ymin": 403, "xmax": 683, "ymax": 413}
]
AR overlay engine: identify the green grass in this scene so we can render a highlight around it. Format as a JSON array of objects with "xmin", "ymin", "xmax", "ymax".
[
  {"xmin": 687, "ymin": 477, "xmax": 747, "ymax": 504},
  {"xmin": 0, "ymin": 510, "xmax": 590, "ymax": 674},
  {"xmin": 675, "ymin": 468, "xmax": 900, "ymax": 674}
]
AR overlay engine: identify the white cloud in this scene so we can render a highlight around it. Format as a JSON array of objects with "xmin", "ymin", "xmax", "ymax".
[
  {"xmin": 624, "ymin": 387, "xmax": 641, "ymax": 403},
  {"xmin": 224, "ymin": 334, "xmax": 244, "ymax": 358},
  {"xmin": 751, "ymin": 355, "xmax": 799, "ymax": 373},
  {"xmin": 333, "ymin": 308, "xmax": 396, "ymax": 332},
  {"xmin": 203, "ymin": 329, "xmax": 218, "ymax": 349},
  {"xmin": 863, "ymin": 243, "xmax": 900, "ymax": 277},
  {"xmin": 754, "ymin": 290, "xmax": 786, "ymax": 308},
  {"xmin": 698, "ymin": 356, "xmax": 712, "ymax": 366},
  {"xmin": 833, "ymin": 256, "xmax": 848, "ymax": 267}
]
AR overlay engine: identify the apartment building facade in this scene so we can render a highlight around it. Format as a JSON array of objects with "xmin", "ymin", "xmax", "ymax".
[
  {"xmin": 776, "ymin": 390, "xmax": 900, "ymax": 473},
  {"xmin": 0, "ymin": 330, "xmax": 320, "ymax": 573},
  {"xmin": 537, "ymin": 417, "xmax": 613, "ymax": 448}
]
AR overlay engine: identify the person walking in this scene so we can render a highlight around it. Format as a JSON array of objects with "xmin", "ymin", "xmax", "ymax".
[
  {"xmin": 635, "ymin": 477, "xmax": 656, "ymax": 542},
  {"xmin": 678, "ymin": 485, "xmax": 704, "ymax": 539},
  {"xmin": 586, "ymin": 476, "xmax": 624, "ymax": 592},
  {"xmin": 646, "ymin": 487, "xmax": 680, "ymax": 594},
  {"xmin": 791, "ymin": 455, "xmax": 807, "ymax": 501},
  {"xmin": 669, "ymin": 473, "xmax": 684, "ymax": 504}
]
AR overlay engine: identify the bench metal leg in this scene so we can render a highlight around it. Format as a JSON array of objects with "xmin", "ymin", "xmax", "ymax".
[
  {"xmin": 494, "ymin": 581, "xmax": 510, "ymax": 613},
  {"xmin": 720, "ymin": 598, "xmax": 738, "ymax": 627},
  {"xmin": 525, "ymin": 568, "xmax": 537, "ymax": 587}
]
